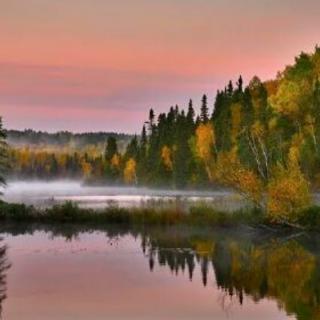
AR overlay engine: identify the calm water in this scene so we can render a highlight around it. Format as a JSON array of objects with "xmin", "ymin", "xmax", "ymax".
[{"xmin": 1, "ymin": 224, "xmax": 317, "ymax": 319}]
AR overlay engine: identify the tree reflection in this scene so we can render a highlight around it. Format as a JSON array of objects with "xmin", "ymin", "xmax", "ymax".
[
  {"xmin": 1, "ymin": 223, "xmax": 320, "ymax": 319},
  {"xmin": 141, "ymin": 229, "xmax": 320, "ymax": 320},
  {"xmin": 0, "ymin": 238, "xmax": 10, "ymax": 318}
]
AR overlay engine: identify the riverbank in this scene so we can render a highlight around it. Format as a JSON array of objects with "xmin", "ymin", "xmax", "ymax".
[{"xmin": 1, "ymin": 200, "xmax": 320, "ymax": 231}]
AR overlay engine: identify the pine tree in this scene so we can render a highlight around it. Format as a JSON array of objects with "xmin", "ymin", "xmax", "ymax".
[
  {"xmin": 237, "ymin": 76, "xmax": 243, "ymax": 93},
  {"xmin": 211, "ymin": 90, "xmax": 222, "ymax": 121},
  {"xmin": 187, "ymin": 99, "xmax": 195, "ymax": 124},
  {"xmin": 140, "ymin": 125, "xmax": 147, "ymax": 153},
  {"xmin": 200, "ymin": 94, "xmax": 209, "ymax": 123},
  {"xmin": 227, "ymin": 80, "xmax": 234, "ymax": 96},
  {"xmin": 137, "ymin": 125, "xmax": 148, "ymax": 183},
  {"xmin": 173, "ymin": 112, "xmax": 190, "ymax": 188},
  {"xmin": 125, "ymin": 135, "xmax": 139, "ymax": 161},
  {"xmin": 0, "ymin": 118, "xmax": 7, "ymax": 189},
  {"xmin": 148, "ymin": 108, "xmax": 155, "ymax": 132},
  {"xmin": 105, "ymin": 136, "xmax": 118, "ymax": 161},
  {"xmin": 195, "ymin": 115, "xmax": 201, "ymax": 127}
]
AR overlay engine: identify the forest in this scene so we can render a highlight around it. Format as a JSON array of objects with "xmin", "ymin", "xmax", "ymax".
[
  {"xmin": 2, "ymin": 47, "xmax": 320, "ymax": 224},
  {"xmin": 6, "ymin": 129, "xmax": 132, "ymax": 149}
]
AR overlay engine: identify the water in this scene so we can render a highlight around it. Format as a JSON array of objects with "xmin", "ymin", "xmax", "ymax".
[
  {"xmin": 3, "ymin": 180, "xmax": 246, "ymax": 211},
  {"xmin": 0, "ymin": 224, "xmax": 317, "ymax": 319}
]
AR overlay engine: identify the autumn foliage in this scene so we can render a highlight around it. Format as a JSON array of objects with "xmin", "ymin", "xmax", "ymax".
[
  {"xmin": 195, "ymin": 123, "xmax": 215, "ymax": 181},
  {"xmin": 124, "ymin": 158, "xmax": 137, "ymax": 184}
]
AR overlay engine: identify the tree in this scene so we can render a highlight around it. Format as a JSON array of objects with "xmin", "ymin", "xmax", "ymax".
[
  {"xmin": 0, "ymin": 118, "xmax": 7, "ymax": 190},
  {"xmin": 237, "ymin": 75, "xmax": 243, "ymax": 93},
  {"xmin": 81, "ymin": 159, "xmax": 92, "ymax": 179},
  {"xmin": 173, "ymin": 112, "xmax": 191, "ymax": 187},
  {"xmin": 125, "ymin": 135, "xmax": 139, "ymax": 161},
  {"xmin": 161, "ymin": 145, "xmax": 173, "ymax": 171},
  {"xmin": 200, "ymin": 94, "xmax": 209, "ymax": 123},
  {"xmin": 187, "ymin": 99, "xmax": 195, "ymax": 124},
  {"xmin": 124, "ymin": 158, "xmax": 137, "ymax": 184},
  {"xmin": 214, "ymin": 148, "xmax": 263, "ymax": 206},
  {"xmin": 227, "ymin": 80, "xmax": 233, "ymax": 96},
  {"xmin": 148, "ymin": 108, "xmax": 155, "ymax": 132},
  {"xmin": 267, "ymin": 162, "xmax": 310, "ymax": 223},
  {"xmin": 105, "ymin": 136, "xmax": 118, "ymax": 161},
  {"xmin": 195, "ymin": 123, "xmax": 215, "ymax": 181}
]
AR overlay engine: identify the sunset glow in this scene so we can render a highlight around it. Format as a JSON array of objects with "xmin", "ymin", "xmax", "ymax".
[{"xmin": 1, "ymin": 0, "xmax": 319, "ymax": 132}]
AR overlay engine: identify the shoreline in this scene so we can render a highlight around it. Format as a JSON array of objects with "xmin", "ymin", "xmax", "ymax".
[{"xmin": 1, "ymin": 200, "xmax": 319, "ymax": 232}]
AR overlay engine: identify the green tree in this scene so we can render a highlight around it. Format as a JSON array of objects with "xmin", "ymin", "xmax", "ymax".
[
  {"xmin": 105, "ymin": 136, "xmax": 118, "ymax": 161},
  {"xmin": 200, "ymin": 94, "xmax": 209, "ymax": 123},
  {"xmin": 0, "ymin": 118, "xmax": 7, "ymax": 189}
]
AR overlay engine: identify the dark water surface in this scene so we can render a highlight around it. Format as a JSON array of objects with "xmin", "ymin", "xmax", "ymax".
[{"xmin": 0, "ymin": 224, "xmax": 318, "ymax": 319}]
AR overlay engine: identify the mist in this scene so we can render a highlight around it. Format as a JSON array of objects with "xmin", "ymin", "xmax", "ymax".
[{"xmin": 2, "ymin": 180, "xmax": 244, "ymax": 211}]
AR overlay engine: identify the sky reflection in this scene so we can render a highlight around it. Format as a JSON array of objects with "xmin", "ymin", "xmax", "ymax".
[{"xmin": 1, "ymin": 227, "xmax": 296, "ymax": 320}]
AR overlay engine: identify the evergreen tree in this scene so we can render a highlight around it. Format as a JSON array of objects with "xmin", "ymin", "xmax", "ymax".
[
  {"xmin": 211, "ymin": 90, "xmax": 222, "ymax": 121},
  {"xmin": 0, "ymin": 118, "xmax": 7, "ymax": 189},
  {"xmin": 140, "ymin": 125, "xmax": 147, "ymax": 155},
  {"xmin": 237, "ymin": 76, "xmax": 243, "ymax": 93},
  {"xmin": 125, "ymin": 135, "xmax": 139, "ymax": 160},
  {"xmin": 105, "ymin": 136, "xmax": 118, "ymax": 161},
  {"xmin": 186, "ymin": 100, "xmax": 195, "ymax": 137},
  {"xmin": 187, "ymin": 99, "xmax": 195, "ymax": 124},
  {"xmin": 200, "ymin": 94, "xmax": 209, "ymax": 123},
  {"xmin": 137, "ymin": 125, "xmax": 148, "ymax": 183},
  {"xmin": 148, "ymin": 108, "xmax": 155, "ymax": 132},
  {"xmin": 195, "ymin": 115, "xmax": 201, "ymax": 127},
  {"xmin": 227, "ymin": 80, "xmax": 234, "ymax": 96},
  {"xmin": 173, "ymin": 112, "xmax": 190, "ymax": 188}
]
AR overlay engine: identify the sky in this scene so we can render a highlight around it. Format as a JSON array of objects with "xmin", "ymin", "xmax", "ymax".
[{"xmin": 0, "ymin": 0, "xmax": 319, "ymax": 133}]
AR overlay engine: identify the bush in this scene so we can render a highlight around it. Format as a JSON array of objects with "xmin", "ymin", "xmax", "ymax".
[
  {"xmin": 0, "ymin": 201, "xmax": 34, "ymax": 221},
  {"xmin": 297, "ymin": 206, "xmax": 320, "ymax": 229}
]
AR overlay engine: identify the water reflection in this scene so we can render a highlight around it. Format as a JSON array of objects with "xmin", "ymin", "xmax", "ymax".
[
  {"xmin": 0, "ymin": 239, "xmax": 10, "ymax": 318},
  {"xmin": 1, "ymin": 224, "xmax": 319, "ymax": 319},
  {"xmin": 143, "ymin": 229, "xmax": 320, "ymax": 319}
]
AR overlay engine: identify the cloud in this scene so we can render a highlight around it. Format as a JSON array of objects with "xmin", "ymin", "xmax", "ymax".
[{"xmin": 0, "ymin": 63, "xmax": 224, "ymax": 132}]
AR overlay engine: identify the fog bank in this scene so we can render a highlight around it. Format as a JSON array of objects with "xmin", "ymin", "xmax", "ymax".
[{"xmin": 2, "ymin": 180, "xmax": 245, "ymax": 211}]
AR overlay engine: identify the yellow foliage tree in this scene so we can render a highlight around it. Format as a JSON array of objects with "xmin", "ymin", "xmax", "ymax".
[
  {"xmin": 81, "ymin": 160, "xmax": 92, "ymax": 179},
  {"xmin": 195, "ymin": 123, "xmax": 215, "ymax": 181},
  {"xmin": 19, "ymin": 147, "xmax": 31, "ymax": 170},
  {"xmin": 110, "ymin": 154, "xmax": 120, "ymax": 168},
  {"xmin": 269, "ymin": 79, "xmax": 312, "ymax": 121},
  {"xmin": 161, "ymin": 145, "xmax": 173, "ymax": 171},
  {"xmin": 267, "ymin": 162, "xmax": 310, "ymax": 223},
  {"xmin": 124, "ymin": 158, "xmax": 137, "ymax": 184},
  {"xmin": 214, "ymin": 148, "xmax": 263, "ymax": 206}
]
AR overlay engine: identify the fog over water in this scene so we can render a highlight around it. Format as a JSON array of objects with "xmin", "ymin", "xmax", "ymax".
[{"xmin": 2, "ymin": 180, "xmax": 246, "ymax": 211}]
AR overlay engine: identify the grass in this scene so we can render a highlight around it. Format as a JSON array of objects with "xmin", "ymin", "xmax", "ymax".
[
  {"xmin": 1, "ymin": 200, "xmax": 320, "ymax": 230},
  {"xmin": 0, "ymin": 200, "xmax": 266, "ymax": 227}
]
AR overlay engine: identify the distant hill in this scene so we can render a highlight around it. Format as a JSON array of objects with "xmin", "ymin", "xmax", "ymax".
[{"xmin": 5, "ymin": 129, "xmax": 134, "ymax": 150}]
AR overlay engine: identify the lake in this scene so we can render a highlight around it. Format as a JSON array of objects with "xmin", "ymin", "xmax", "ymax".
[
  {"xmin": 0, "ymin": 224, "xmax": 316, "ymax": 319},
  {"xmin": 1, "ymin": 181, "xmax": 319, "ymax": 319},
  {"xmin": 3, "ymin": 180, "xmax": 247, "ymax": 211}
]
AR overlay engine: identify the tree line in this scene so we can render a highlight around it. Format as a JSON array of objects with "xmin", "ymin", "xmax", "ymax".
[
  {"xmin": 6, "ymin": 129, "xmax": 132, "ymax": 149},
  {"xmin": 5, "ymin": 47, "xmax": 320, "ymax": 223}
]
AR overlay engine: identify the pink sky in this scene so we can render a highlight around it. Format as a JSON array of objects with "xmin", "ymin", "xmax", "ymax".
[{"xmin": 0, "ymin": 0, "xmax": 319, "ymax": 133}]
